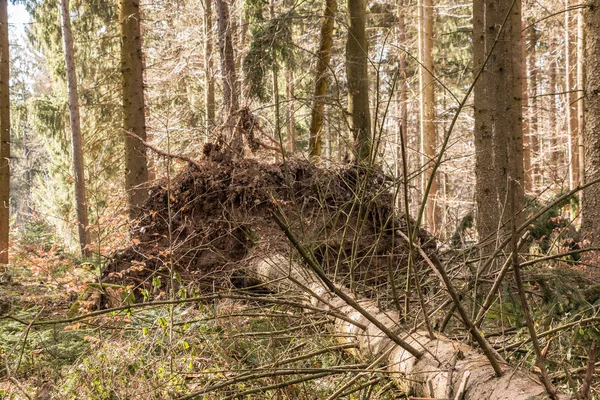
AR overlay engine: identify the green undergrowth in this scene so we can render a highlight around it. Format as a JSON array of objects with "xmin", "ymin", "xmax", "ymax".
[{"xmin": 0, "ymin": 240, "xmax": 398, "ymax": 399}]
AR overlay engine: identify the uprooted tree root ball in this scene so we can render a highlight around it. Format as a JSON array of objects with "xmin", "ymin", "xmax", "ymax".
[{"xmin": 104, "ymin": 146, "xmax": 435, "ymax": 304}]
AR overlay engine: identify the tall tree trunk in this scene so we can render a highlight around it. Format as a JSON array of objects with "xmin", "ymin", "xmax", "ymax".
[
  {"xmin": 216, "ymin": 0, "xmax": 242, "ymax": 153},
  {"xmin": 577, "ymin": 3, "xmax": 586, "ymax": 188},
  {"xmin": 269, "ymin": 0, "xmax": 281, "ymax": 144},
  {"xmin": 120, "ymin": 0, "xmax": 149, "ymax": 221},
  {"xmin": 308, "ymin": 0, "xmax": 337, "ymax": 158},
  {"xmin": 60, "ymin": 0, "xmax": 90, "ymax": 257},
  {"xmin": 565, "ymin": 0, "xmax": 579, "ymax": 189},
  {"xmin": 396, "ymin": 0, "xmax": 408, "ymax": 210},
  {"xmin": 522, "ymin": 21, "xmax": 532, "ymax": 194},
  {"xmin": 418, "ymin": 0, "xmax": 437, "ymax": 233},
  {"xmin": 510, "ymin": 0, "xmax": 525, "ymax": 226},
  {"xmin": 216, "ymin": 0, "xmax": 239, "ymax": 115},
  {"xmin": 0, "ymin": 0, "xmax": 9, "ymax": 265},
  {"xmin": 582, "ymin": 0, "xmax": 600, "ymax": 244},
  {"xmin": 346, "ymin": 0, "xmax": 371, "ymax": 162},
  {"xmin": 549, "ymin": 51, "xmax": 559, "ymax": 178},
  {"xmin": 285, "ymin": 67, "xmax": 295, "ymax": 153},
  {"xmin": 204, "ymin": 0, "xmax": 216, "ymax": 131},
  {"xmin": 528, "ymin": 26, "xmax": 539, "ymax": 192},
  {"xmin": 473, "ymin": 0, "xmax": 524, "ymax": 248}
]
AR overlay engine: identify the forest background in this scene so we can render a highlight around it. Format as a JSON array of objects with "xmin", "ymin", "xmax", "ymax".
[{"xmin": 0, "ymin": 0, "xmax": 600, "ymax": 398}]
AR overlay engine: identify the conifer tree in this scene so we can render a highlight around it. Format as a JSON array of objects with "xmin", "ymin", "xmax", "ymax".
[
  {"xmin": 0, "ymin": 0, "xmax": 9, "ymax": 264},
  {"xmin": 346, "ymin": 0, "xmax": 371, "ymax": 162},
  {"xmin": 120, "ymin": 0, "xmax": 149, "ymax": 220},
  {"xmin": 308, "ymin": 0, "xmax": 336, "ymax": 159},
  {"xmin": 60, "ymin": 0, "xmax": 91, "ymax": 256}
]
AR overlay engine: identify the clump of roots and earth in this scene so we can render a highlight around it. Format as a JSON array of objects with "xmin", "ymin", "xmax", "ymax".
[{"xmin": 105, "ymin": 145, "xmax": 435, "ymax": 308}]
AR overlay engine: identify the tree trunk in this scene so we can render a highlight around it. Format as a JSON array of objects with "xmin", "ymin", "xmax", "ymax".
[
  {"xmin": 120, "ymin": 0, "xmax": 149, "ymax": 221},
  {"xmin": 308, "ymin": 0, "xmax": 337, "ymax": 159},
  {"xmin": 418, "ymin": 0, "xmax": 437, "ymax": 233},
  {"xmin": 216, "ymin": 0, "xmax": 242, "ymax": 153},
  {"xmin": 0, "ymin": 0, "xmax": 9, "ymax": 265},
  {"xmin": 473, "ymin": 0, "xmax": 524, "ymax": 248},
  {"xmin": 248, "ymin": 253, "xmax": 567, "ymax": 400},
  {"xmin": 528, "ymin": 26, "xmax": 540, "ymax": 193},
  {"xmin": 216, "ymin": 0, "xmax": 239, "ymax": 115},
  {"xmin": 565, "ymin": 0, "xmax": 580, "ymax": 189},
  {"xmin": 346, "ymin": 0, "xmax": 371, "ymax": 162},
  {"xmin": 582, "ymin": 0, "xmax": 600, "ymax": 244},
  {"xmin": 549, "ymin": 51, "xmax": 559, "ymax": 178},
  {"xmin": 522, "ymin": 21, "xmax": 532, "ymax": 194},
  {"xmin": 60, "ymin": 0, "xmax": 91, "ymax": 257},
  {"xmin": 285, "ymin": 66, "xmax": 296, "ymax": 153},
  {"xmin": 396, "ymin": 0, "xmax": 408, "ymax": 181},
  {"xmin": 577, "ymin": 3, "xmax": 586, "ymax": 188},
  {"xmin": 204, "ymin": 0, "xmax": 216, "ymax": 131}
]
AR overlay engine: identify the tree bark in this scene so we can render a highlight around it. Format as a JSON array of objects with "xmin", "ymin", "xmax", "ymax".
[
  {"xmin": 346, "ymin": 0, "xmax": 371, "ymax": 162},
  {"xmin": 528, "ymin": 26, "xmax": 540, "ymax": 192},
  {"xmin": 308, "ymin": 0, "xmax": 337, "ymax": 159},
  {"xmin": 582, "ymin": 0, "xmax": 600, "ymax": 244},
  {"xmin": 216, "ymin": 0, "xmax": 242, "ymax": 153},
  {"xmin": 577, "ymin": 3, "xmax": 586, "ymax": 189},
  {"xmin": 285, "ymin": 66, "xmax": 296, "ymax": 153},
  {"xmin": 216, "ymin": 0, "xmax": 239, "ymax": 115},
  {"xmin": 120, "ymin": 0, "xmax": 149, "ymax": 221},
  {"xmin": 248, "ymin": 253, "xmax": 567, "ymax": 400},
  {"xmin": 418, "ymin": 0, "xmax": 437, "ymax": 233},
  {"xmin": 204, "ymin": 0, "xmax": 216, "ymax": 131},
  {"xmin": 565, "ymin": 0, "xmax": 580, "ymax": 189},
  {"xmin": 396, "ymin": 0, "xmax": 408, "ymax": 186},
  {"xmin": 473, "ymin": 0, "xmax": 524, "ymax": 247},
  {"xmin": 60, "ymin": 0, "xmax": 91, "ymax": 257},
  {"xmin": 549, "ymin": 50, "xmax": 559, "ymax": 178},
  {"xmin": 522, "ymin": 21, "xmax": 532, "ymax": 194},
  {"xmin": 0, "ymin": 0, "xmax": 9, "ymax": 265}
]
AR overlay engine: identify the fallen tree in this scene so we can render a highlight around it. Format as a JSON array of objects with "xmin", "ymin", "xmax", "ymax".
[
  {"xmin": 104, "ymin": 152, "xmax": 575, "ymax": 399},
  {"xmin": 248, "ymin": 251, "xmax": 566, "ymax": 400}
]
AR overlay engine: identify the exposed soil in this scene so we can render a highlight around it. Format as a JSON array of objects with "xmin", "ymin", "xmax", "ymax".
[{"xmin": 104, "ymin": 146, "xmax": 434, "ymax": 302}]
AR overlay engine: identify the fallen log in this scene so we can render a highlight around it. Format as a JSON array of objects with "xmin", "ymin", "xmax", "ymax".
[{"xmin": 250, "ymin": 253, "xmax": 567, "ymax": 400}]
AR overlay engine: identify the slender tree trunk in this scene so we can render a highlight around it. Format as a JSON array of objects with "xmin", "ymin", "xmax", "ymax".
[
  {"xmin": 0, "ymin": 0, "xmax": 9, "ymax": 264},
  {"xmin": 120, "ymin": 0, "xmax": 149, "ymax": 221},
  {"xmin": 582, "ymin": 0, "xmax": 600, "ymax": 244},
  {"xmin": 216, "ymin": 0, "xmax": 239, "ymax": 115},
  {"xmin": 565, "ymin": 0, "xmax": 579, "ymax": 189},
  {"xmin": 308, "ymin": 0, "xmax": 337, "ymax": 158},
  {"xmin": 239, "ymin": 0, "xmax": 248, "ymax": 99},
  {"xmin": 396, "ymin": 0, "xmax": 408, "ymax": 210},
  {"xmin": 549, "ymin": 51, "xmax": 559, "ymax": 178},
  {"xmin": 272, "ymin": 65, "xmax": 281, "ymax": 142},
  {"xmin": 269, "ymin": 0, "xmax": 281, "ymax": 144},
  {"xmin": 60, "ymin": 0, "xmax": 90, "ymax": 257},
  {"xmin": 577, "ymin": 3, "xmax": 586, "ymax": 188},
  {"xmin": 285, "ymin": 67, "xmax": 295, "ymax": 153},
  {"xmin": 346, "ymin": 0, "xmax": 371, "ymax": 162},
  {"xmin": 528, "ymin": 26, "xmax": 539, "ymax": 192},
  {"xmin": 204, "ymin": 0, "xmax": 216, "ymax": 131},
  {"xmin": 418, "ymin": 0, "xmax": 437, "ymax": 233},
  {"xmin": 510, "ymin": 0, "xmax": 525, "ymax": 226},
  {"xmin": 216, "ymin": 0, "xmax": 242, "ymax": 153},
  {"xmin": 473, "ymin": 0, "xmax": 524, "ymax": 247},
  {"xmin": 522, "ymin": 21, "xmax": 532, "ymax": 194}
]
